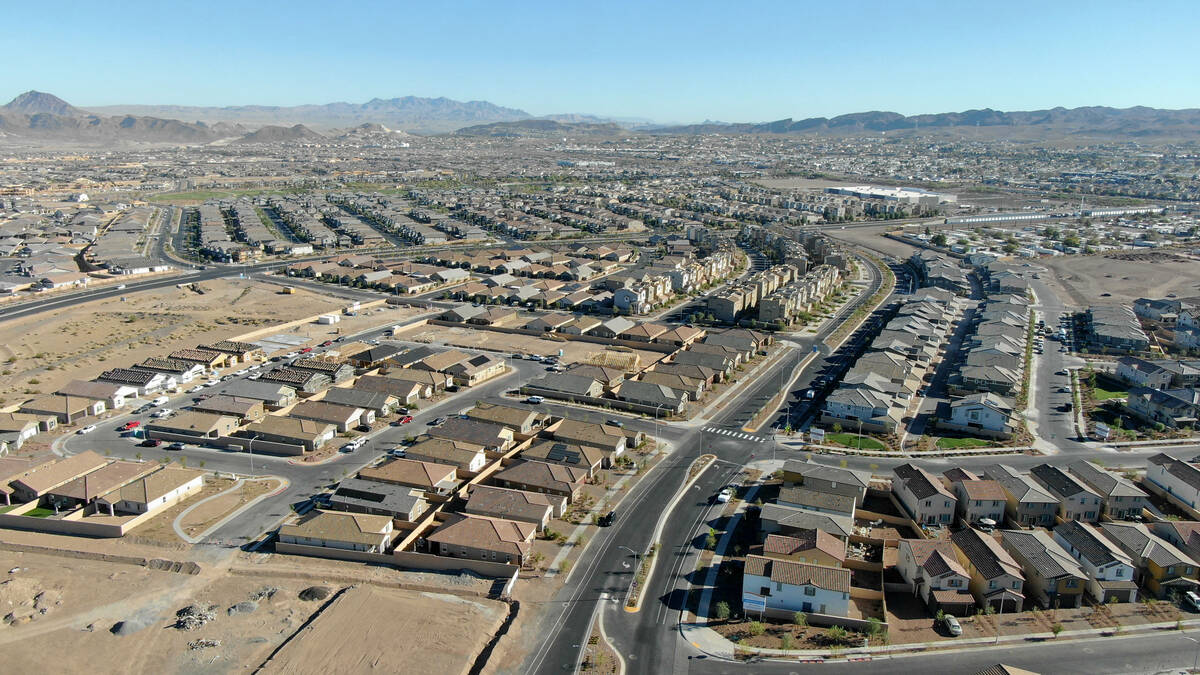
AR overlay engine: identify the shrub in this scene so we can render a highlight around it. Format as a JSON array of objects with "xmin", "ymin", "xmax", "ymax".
[
  {"xmin": 826, "ymin": 625, "xmax": 849, "ymax": 644},
  {"xmin": 714, "ymin": 601, "xmax": 731, "ymax": 621},
  {"xmin": 793, "ymin": 611, "xmax": 808, "ymax": 627},
  {"xmin": 747, "ymin": 621, "xmax": 765, "ymax": 637},
  {"xmin": 1050, "ymin": 622, "xmax": 1063, "ymax": 638},
  {"xmin": 865, "ymin": 617, "xmax": 883, "ymax": 636},
  {"xmin": 780, "ymin": 634, "xmax": 794, "ymax": 651}
]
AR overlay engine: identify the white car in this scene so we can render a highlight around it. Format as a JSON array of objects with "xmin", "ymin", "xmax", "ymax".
[
  {"xmin": 77, "ymin": 424, "xmax": 97, "ymax": 435},
  {"xmin": 189, "ymin": 385, "xmax": 205, "ymax": 393},
  {"xmin": 152, "ymin": 396, "xmax": 169, "ymax": 406},
  {"xmin": 716, "ymin": 487, "xmax": 734, "ymax": 503},
  {"xmin": 206, "ymin": 379, "xmax": 220, "ymax": 387},
  {"xmin": 525, "ymin": 396, "xmax": 544, "ymax": 404},
  {"xmin": 235, "ymin": 369, "xmax": 249, "ymax": 376},
  {"xmin": 152, "ymin": 409, "xmax": 174, "ymax": 418}
]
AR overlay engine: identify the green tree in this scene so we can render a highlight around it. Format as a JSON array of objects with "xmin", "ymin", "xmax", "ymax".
[
  {"xmin": 705, "ymin": 528, "xmax": 718, "ymax": 550},
  {"xmin": 1050, "ymin": 622, "xmax": 1064, "ymax": 638},
  {"xmin": 932, "ymin": 233, "xmax": 948, "ymax": 247},
  {"xmin": 714, "ymin": 601, "xmax": 731, "ymax": 621}
]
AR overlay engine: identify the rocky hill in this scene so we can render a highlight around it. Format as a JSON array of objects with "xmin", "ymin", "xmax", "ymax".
[
  {"xmin": 233, "ymin": 124, "xmax": 324, "ymax": 144},
  {"xmin": 455, "ymin": 119, "xmax": 628, "ymax": 138},
  {"xmin": 650, "ymin": 106, "xmax": 1200, "ymax": 138}
]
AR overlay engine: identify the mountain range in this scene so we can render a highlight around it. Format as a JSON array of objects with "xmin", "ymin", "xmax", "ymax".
[{"xmin": 2, "ymin": 90, "xmax": 1200, "ymax": 146}]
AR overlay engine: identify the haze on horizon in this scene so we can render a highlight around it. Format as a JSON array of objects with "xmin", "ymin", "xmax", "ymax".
[{"xmin": 4, "ymin": 0, "xmax": 1198, "ymax": 124}]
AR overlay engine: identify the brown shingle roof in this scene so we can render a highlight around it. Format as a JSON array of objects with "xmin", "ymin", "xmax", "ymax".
[{"xmin": 743, "ymin": 554, "xmax": 850, "ymax": 592}]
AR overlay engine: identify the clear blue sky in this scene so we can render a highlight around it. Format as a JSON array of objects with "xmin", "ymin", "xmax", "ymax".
[{"xmin": 4, "ymin": 0, "xmax": 1196, "ymax": 123}]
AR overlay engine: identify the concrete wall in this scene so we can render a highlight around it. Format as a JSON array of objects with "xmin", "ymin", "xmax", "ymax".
[
  {"xmin": 275, "ymin": 541, "xmax": 518, "ymax": 578},
  {"xmin": 0, "ymin": 501, "xmax": 154, "ymax": 537},
  {"xmin": 425, "ymin": 318, "xmax": 677, "ymax": 355},
  {"xmin": 519, "ymin": 385, "xmax": 685, "ymax": 417}
]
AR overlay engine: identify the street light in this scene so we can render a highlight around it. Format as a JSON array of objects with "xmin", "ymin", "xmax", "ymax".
[
  {"xmin": 247, "ymin": 433, "xmax": 260, "ymax": 473},
  {"xmin": 618, "ymin": 545, "xmax": 639, "ymax": 566}
]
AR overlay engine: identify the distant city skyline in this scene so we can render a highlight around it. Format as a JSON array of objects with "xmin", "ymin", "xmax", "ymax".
[{"xmin": 4, "ymin": 0, "xmax": 1198, "ymax": 124}]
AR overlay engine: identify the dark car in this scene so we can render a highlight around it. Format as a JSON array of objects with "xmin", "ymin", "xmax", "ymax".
[
  {"xmin": 598, "ymin": 510, "xmax": 617, "ymax": 527},
  {"xmin": 430, "ymin": 417, "xmax": 447, "ymax": 426},
  {"xmin": 140, "ymin": 439, "xmax": 163, "ymax": 447}
]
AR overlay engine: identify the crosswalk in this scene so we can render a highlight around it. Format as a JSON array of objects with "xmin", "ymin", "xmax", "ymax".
[{"xmin": 702, "ymin": 427, "xmax": 766, "ymax": 442}]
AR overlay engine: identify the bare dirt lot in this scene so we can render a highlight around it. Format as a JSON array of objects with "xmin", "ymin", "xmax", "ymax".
[
  {"xmin": 0, "ymin": 539, "xmax": 506, "ymax": 674},
  {"xmin": 1040, "ymin": 250, "xmax": 1200, "ymax": 308},
  {"xmin": 260, "ymin": 585, "xmax": 506, "ymax": 675},
  {"xmin": 0, "ymin": 279, "xmax": 427, "ymax": 411},
  {"xmin": 827, "ymin": 224, "xmax": 925, "ymax": 260}
]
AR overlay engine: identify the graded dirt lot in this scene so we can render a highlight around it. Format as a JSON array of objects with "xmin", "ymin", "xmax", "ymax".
[
  {"xmin": 0, "ymin": 279, "xmax": 427, "ymax": 410},
  {"xmin": 260, "ymin": 585, "xmax": 506, "ymax": 675},
  {"xmin": 1039, "ymin": 250, "xmax": 1200, "ymax": 307},
  {"xmin": 827, "ymin": 224, "xmax": 925, "ymax": 259},
  {"xmin": 0, "ymin": 537, "xmax": 506, "ymax": 674}
]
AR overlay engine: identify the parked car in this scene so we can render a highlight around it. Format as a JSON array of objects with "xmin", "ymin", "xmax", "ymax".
[
  {"xmin": 715, "ymin": 487, "xmax": 734, "ymax": 504},
  {"xmin": 1185, "ymin": 591, "xmax": 1200, "ymax": 612},
  {"xmin": 152, "ymin": 396, "xmax": 169, "ymax": 406},
  {"xmin": 321, "ymin": 340, "xmax": 334, "ymax": 347},
  {"xmin": 140, "ymin": 439, "xmax": 163, "ymax": 447},
  {"xmin": 77, "ymin": 425, "xmax": 97, "ymax": 435},
  {"xmin": 598, "ymin": 510, "xmax": 616, "ymax": 527},
  {"xmin": 299, "ymin": 347, "xmax": 313, "ymax": 354},
  {"xmin": 526, "ymin": 396, "xmax": 544, "ymax": 404},
  {"xmin": 942, "ymin": 615, "xmax": 963, "ymax": 637},
  {"xmin": 400, "ymin": 415, "xmax": 413, "ymax": 424},
  {"xmin": 1056, "ymin": 370, "xmax": 1068, "ymax": 376},
  {"xmin": 167, "ymin": 442, "xmax": 185, "ymax": 451},
  {"xmin": 605, "ymin": 419, "xmax": 624, "ymax": 428},
  {"xmin": 389, "ymin": 448, "xmax": 407, "ymax": 458},
  {"xmin": 511, "ymin": 353, "xmax": 523, "ymax": 360},
  {"xmin": 430, "ymin": 417, "xmax": 447, "ymax": 426},
  {"xmin": 121, "ymin": 421, "xmax": 141, "ymax": 431}
]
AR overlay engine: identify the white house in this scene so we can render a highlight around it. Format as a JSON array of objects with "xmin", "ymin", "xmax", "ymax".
[
  {"xmin": 94, "ymin": 467, "xmax": 205, "ymax": 515},
  {"xmin": 893, "ymin": 463, "xmax": 957, "ymax": 526},
  {"xmin": 742, "ymin": 554, "xmax": 850, "ymax": 618},
  {"xmin": 896, "ymin": 539, "xmax": 974, "ymax": 615},
  {"xmin": 939, "ymin": 392, "xmax": 1018, "ymax": 439},
  {"xmin": 278, "ymin": 510, "xmax": 395, "ymax": 553},
  {"xmin": 1146, "ymin": 453, "xmax": 1200, "ymax": 511},
  {"xmin": 1052, "ymin": 520, "xmax": 1139, "ymax": 603}
]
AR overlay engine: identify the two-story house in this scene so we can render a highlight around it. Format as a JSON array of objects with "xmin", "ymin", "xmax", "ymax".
[
  {"xmin": 742, "ymin": 554, "xmax": 851, "ymax": 619},
  {"xmin": 1001, "ymin": 529, "xmax": 1087, "ymax": 609},
  {"xmin": 1066, "ymin": 459, "xmax": 1149, "ymax": 520},
  {"xmin": 982, "ymin": 464, "xmax": 1060, "ymax": 527},
  {"xmin": 893, "ymin": 463, "xmax": 957, "ymax": 526},
  {"xmin": 1052, "ymin": 520, "xmax": 1139, "ymax": 604},
  {"xmin": 1030, "ymin": 464, "xmax": 1102, "ymax": 523},
  {"xmin": 951, "ymin": 527, "xmax": 1025, "ymax": 612},
  {"xmin": 781, "ymin": 460, "xmax": 870, "ymax": 508},
  {"xmin": 896, "ymin": 539, "xmax": 974, "ymax": 616},
  {"xmin": 1146, "ymin": 453, "xmax": 1200, "ymax": 514},
  {"xmin": 1099, "ymin": 521, "xmax": 1200, "ymax": 599}
]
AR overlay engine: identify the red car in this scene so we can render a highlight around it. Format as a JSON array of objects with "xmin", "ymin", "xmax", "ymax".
[
  {"xmin": 121, "ymin": 421, "xmax": 141, "ymax": 431},
  {"xmin": 400, "ymin": 415, "xmax": 413, "ymax": 424},
  {"xmin": 321, "ymin": 340, "xmax": 334, "ymax": 347},
  {"xmin": 299, "ymin": 347, "xmax": 313, "ymax": 354}
]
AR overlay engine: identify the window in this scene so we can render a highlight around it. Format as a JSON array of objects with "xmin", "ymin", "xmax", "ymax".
[
  {"xmin": 1066, "ymin": 579, "xmax": 1078, "ymax": 588},
  {"xmin": 925, "ymin": 500, "xmax": 932, "ymax": 507},
  {"xmin": 776, "ymin": 582, "xmax": 783, "ymax": 592},
  {"xmin": 1115, "ymin": 568, "xmax": 1124, "ymax": 578},
  {"xmin": 804, "ymin": 586, "xmax": 816, "ymax": 596},
  {"xmin": 975, "ymin": 500, "xmax": 982, "ymax": 506},
  {"xmin": 1012, "ymin": 581, "xmax": 1019, "ymax": 589},
  {"xmin": 1169, "ymin": 566, "xmax": 1177, "ymax": 575},
  {"xmin": 760, "ymin": 586, "xmax": 771, "ymax": 596},
  {"xmin": 989, "ymin": 580, "xmax": 996, "ymax": 589}
]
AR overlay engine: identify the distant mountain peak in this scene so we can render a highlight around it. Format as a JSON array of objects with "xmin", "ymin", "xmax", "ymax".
[{"xmin": 3, "ymin": 90, "xmax": 86, "ymax": 117}]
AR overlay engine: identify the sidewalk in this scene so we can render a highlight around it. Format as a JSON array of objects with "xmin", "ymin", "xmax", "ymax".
[{"xmin": 680, "ymin": 613, "xmax": 1200, "ymax": 663}]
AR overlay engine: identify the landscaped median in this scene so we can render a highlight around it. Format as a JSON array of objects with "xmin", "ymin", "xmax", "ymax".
[
  {"xmin": 824, "ymin": 252, "xmax": 895, "ymax": 350},
  {"xmin": 625, "ymin": 453, "xmax": 715, "ymax": 612}
]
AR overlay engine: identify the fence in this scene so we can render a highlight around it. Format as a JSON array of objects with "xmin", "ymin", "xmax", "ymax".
[{"xmin": 274, "ymin": 542, "xmax": 520, "ymax": 579}]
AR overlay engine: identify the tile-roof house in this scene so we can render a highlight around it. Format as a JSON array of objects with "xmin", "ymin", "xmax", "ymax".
[
  {"xmin": 950, "ymin": 479, "xmax": 1008, "ymax": 526},
  {"xmin": 742, "ymin": 554, "xmax": 851, "ymax": 619},
  {"xmin": 465, "ymin": 485, "xmax": 559, "ymax": 528},
  {"xmin": 1029, "ymin": 464, "xmax": 1103, "ymax": 523},
  {"xmin": 1052, "ymin": 521, "xmax": 1139, "ymax": 604},
  {"xmin": 491, "ymin": 460, "xmax": 588, "ymax": 502},
  {"xmin": 950, "ymin": 527, "xmax": 1025, "ymax": 612},
  {"xmin": 893, "ymin": 463, "xmax": 957, "ymax": 526},
  {"xmin": 1066, "ymin": 459, "xmax": 1149, "ymax": 520},
  {"xmin": 1098, "ymin": 521, "xmax": 1200, "ymax": 599},
  {"xmin": 1000, "ymin": 529, "xmax": 1087, "ymax": 609},
  {"xmin": 426, "ymin": 512, "xmax": 534, "ymax": 566},
  {"xmin": 777, "ymin": 485, "xmax": 855, "ymax": 518},
  {"xmin": 8, "ymin": 451, "xmax": 111, "ymax": 503},
  {"xmin": 358, "ymin": 458, "xmax": 459, "ymax": 494},
  {"xmin": 278, "ymin": 510, "xmax": 396, "ymax": 553},
  {"xmin": 781, "ymin": 460, "xmax": 870, "ymax": 507},
  {"xmin": 981, "ymin": 464, "xmax": 1060, "ymax": 527},
  {"xmin": 896, "ymin": 539, "xmax": 974, "ymax": 615},
  {"xmin": 1146, "ymin": 453, "xmax": 1200, "ymax": 513},
  {"xmin": 329, "ymin": 477, "xmax": 429, "ymax": 522},
  {"xmin": 759, "ymin": 531, "xmax": 846, "ymax": 568},
  {"xmin": 758, "ymin": 503, "xmax": 853, "ymax": 541}
]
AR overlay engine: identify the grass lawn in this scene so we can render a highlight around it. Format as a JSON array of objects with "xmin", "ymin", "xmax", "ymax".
[
  {"xmin": 22, "ymin": 506, "xmax": 58, "ymax": 518},
  {"xmin": 935, "ymin": 436, "xmax": 993, "ymax": 449},
  {"xmin": 825, "ymin": 433, "xmax": 886, "ymax": 450},
  {"xmin": 1092, "ymin": 386, "xmax": 1128, "ymax": 401}
]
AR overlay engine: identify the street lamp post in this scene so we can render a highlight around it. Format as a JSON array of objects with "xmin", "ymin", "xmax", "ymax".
[
  {"xmin": 618, "ymin": 545, "xmax": 639, "ymax": 567},
  {"xmin": 247, "ymin": 433, "xmax": 259, "ymax": 473}
]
